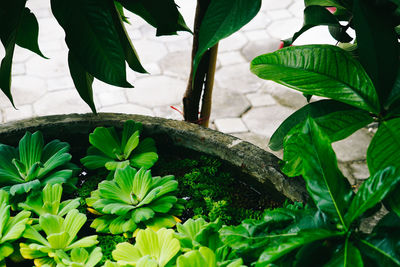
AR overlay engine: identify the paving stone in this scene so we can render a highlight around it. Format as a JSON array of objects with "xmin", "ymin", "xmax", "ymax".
[
  {"xmin": 244, "ymin": 29, "xmax": 270, "ymax": 41},
  {"xmin": 242, "ymin": 106, "xmax": 296, "ymax": 138},
  {"xmin": 219, "ymin": 32, "xmax": 248, "ymax": 52},
  {"xmin": 39, "ymin": 40, "xmax": 63, "ymax": 52},
  {"xmin": 267, "ymin": 18, "xmax": 303, "ymax": 39},
  {"xmin": 218, "ymin": 51, "xmax": 246, "ymax": 66},
  {"xmin": 261, "ymin": 81, "xmax": 308, "ymax": 109},
  {"xmin": 13, "ymin": 63, "xmax": 26, "ymax": 76},
  {"xmin": 210, "ymin": 87, "xmax": 251, "ymax": 120},
  {"xmin": 165, "ymin": 38, "xmax": 192, "ymax": 52},
  {"xmin": 232, "ymin": 132, "xmax": 284, "ymax": 158},
  {"xmin": 159, "ymin": 51, "xmax": 191, "ymax": 79},
  {"xmin": 13, "ymin": 46, "xmax": 34, "ymax": 63},
  {"xmin": 97, "ymin": 89, "xmax": 128, "ymax": 107},
  {"xmin": 33, "ymin": 89, "xmax": 93, "ymax": 116},
  {"xmin": 214, "ymin": 118, "xmax": 248, "ymax": 134},
  {"xmin": 99, "ymin": 104, "xmax": 154, "ymax": 116},
  {"xmin": 11, "ymin": 76, "xmax": 47, "ymax": 106},
  {"xmin": 246, "ymin": 92, "xmax": 276, "ymax": 107},
  {"xmin": 47, "ymin": 76, "xmax": 74, "ymax": 91},
  {"xmin": 127, "ymin": 29, "xmax": 143, "ymax": 40},
  {"xmin": 242, "ymin": 38, "xmax": 281, "ymax": 61},
  {"xmin": 242, "ymin": 11, "xmax": 271, "ymax": 31},
  {"xmin": 215, "ymin": 63, "xmax": 263, "ymax": 94},
  {"xmin": 35, "ymin": 17, "xmax": 65, "ymax": 42},
  {"xmin": 294, "ymin": 26, "xmax": 337, "ymax": 45},
  {"xmin": 338, "ymin": 162, "xmax": 355, "ymax": 185},
  {"xmin": 266, "ymin": 9, "xmax": 293, "ymax": 20},
  {"xmin": 153, "ymin": 105, "xmax": 184, "ymax": 121},
  {"xmin": 133, "ymin": 40, "xmax": 168, "ymax": 63},
  {"xmin": 288, "ymin": 0, "xmax": 305, "ymax": 18},
  {"xmin": 3, "ymin": 105, "xmax": 33, "ymax": 122},
  {"xmin": 126, "ymin": 76, "xmax": 186, "ymax": 107},
  {"xmin": 262, "ymin": 0, "xmax": 293, "ymax": 10},
  {"xmin": 351, "ymin": 161, "xmax": 370, "ymax": 180},
  {"xmin": 26, "ymin": 50, "xmax": 69, "ymax": 78},
  {"xmin": 332, "ymin": 129, "xmax": 372, "ymax": 162}
]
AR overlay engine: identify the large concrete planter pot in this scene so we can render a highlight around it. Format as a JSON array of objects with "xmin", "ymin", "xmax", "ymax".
[{"xmin": 0, "ymin": 113, "xmax": 307, "ymax": 203}]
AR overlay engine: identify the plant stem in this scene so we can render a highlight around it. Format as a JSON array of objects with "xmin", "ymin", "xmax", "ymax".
[
  {"xmin": 199, "ymin": 43, "xmax": 218, "ymax": 127},
  {"xmin": 183, "ymin": 0, "xmax": 214, "ymax": 124}
]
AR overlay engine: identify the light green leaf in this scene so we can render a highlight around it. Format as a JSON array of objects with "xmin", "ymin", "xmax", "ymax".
[
  {"xmin": 345, "ymin": 167, "xmax": 400, "ymax": 225},
  {"xmin": 63, "ymin": 209, "xmax": 87, "ymax": 245},
  {"xmin": 282, "ymin": 117, "xmax": 353, "ymax": 228},
  {"xmin": 89, "ymin": 127, "xmax": 121, "ymax": 159},
  {"xmin": 269, "ymin": 99, "xmax": 372, "ymax": 151},
  {"xmin": 131, "ymin": 152, "xmax": 158, "ymax": 169},
  {"xmin": 251, "ymin": 45, "xmax": 380, "ymax": 113},
  {"xmin": 67, "ymin": 235, "xmax": 98, "ymax": 250},
  {"xmin": 0, "ymin": 243, "xmax": 13, "ymax": 261},
  {"xmin": 123, "ymin": 130, "xmax": 139, "ymax": 159},
  {"xmin": 132, "ymin": 168, "xmax": 153, "ymax": 200},
  {"xmin": 193, "ymin": 0, "xmax": 261, "ymax": 80},
  {"xmin": 132, "ymin": 207, "xmax": 155, "ymax": 224},
  {"xmin": 9, "ymin": 179, "xmax": 41, "ymax": 195},
  {"xmin": 112, "ymin": 242, "xmax": 142, "ymax": 264},
  {"xmin": 19, "ymin": 131, "xmax": 44, "ymax": 169},
  {"xmin": 367, "ymin": 118, "xmax": 400, "ymax": 175},
  {"xmin": 177, "ymin": 247, "xmax": 216, "ymax": 267}
]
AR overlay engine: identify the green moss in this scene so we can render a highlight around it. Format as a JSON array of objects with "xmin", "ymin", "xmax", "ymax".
[
  {"xmin": 97, "ymin": 234, "xmax": 129, "ymax": 265},
  {"xmin": 154, "ymin": 153, "xmax": 277, "ymax": 225}
]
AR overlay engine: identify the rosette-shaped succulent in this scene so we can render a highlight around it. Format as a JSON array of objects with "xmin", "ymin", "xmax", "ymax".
[
  {"xmin": 56, "ymin": 247, "xmax": 103, "ymax": 267},
  {"xmin": 18, "ymin": 183, "xmax": 80, "ymax": 219},
  {"xmin": 0, "ymin": 190, "xmax": 31, "ymax": 264},
  {"xmin": 112, "ymin": 228, "xmax": 180, "ymax": 267},
  {"xmin": 0, "ymin": 131, "xmax": 77, "ymax": 196},
  {"xmin": 81, "ymin": 120, "xmax": 158, "ymax": 171},
  {"xmin": 20, "ymin": 209, "xmax": 99, "ymax": 267},
  {"xmin": 87, "ymin": 166, "xmax": 184, "ymax": 235}
]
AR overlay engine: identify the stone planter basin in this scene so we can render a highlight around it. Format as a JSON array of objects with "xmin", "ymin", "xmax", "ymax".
[{"xmin": 0, "ymin": 113, "xmax": 307, "ymax": 203}]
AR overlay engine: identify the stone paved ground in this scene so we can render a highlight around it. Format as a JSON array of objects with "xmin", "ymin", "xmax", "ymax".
[{"xmin": 0, "ymin": 0, "xmax": 372, "ymax": 183}]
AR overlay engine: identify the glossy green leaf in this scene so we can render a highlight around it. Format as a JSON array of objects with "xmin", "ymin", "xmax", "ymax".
[
  {"xmin": 9, "ymin": 179, "xmax": 40, "ymax": 195},
  {"xmin": 117, "ymin": 0, "xmax": 190, "ymax": 36},
  {"xmin": 51, "ymin": 0, "xmax": 132, "ymax": 87},
  {"xmin": 325, "ymin": 238, "xmax": 363, "ymax": 267},
  {"xmin": 251, "ymin": 45, "xmax": 380, "ymax": 113},
  {"xmin": 68, "ymin": 51, "xmax": 96, "ymax": 113},
  {"xmin": 192, "ymin": 0, "xmax": 261, "ymax": 79},
  {"xmin": 353, "ymin": 0, "xmax": 399, "ymax": 108},
  {"xmin": 175, "ymin": 218, "xmax": 208, "ymax": 249},
  {"xmin": 285, "ymin": 5, "xmax": 351, "ymax": 46},
  {"xmin": 110, "ymin": 1, "xmax": 146, "ymax": 74},
  {"xmin": 367, "ymin": 118, "xmax": 400, "ymax": 175},
  {"xmin": 345, "ymin": 167, "xmax": 400, "ymax": 225},
  {"xmin": 89, "ymin": 127, "xmax": 121, "ymax": 159},
  {"xmin": 256, "ymin": 229, "xmax": 343, "ymax": 265},
  {"xmin": 177, "ymin": 247, "xmax": 217, "ymax": 267},
  {"xmin": 359, "ymin": 238, "xmax": 400, "ymax": 266},
  {"xmin": 19, "ymin": 131, "xmax": 43, "ymax": 170},
  {"xmin": 0, "ymin": 0, "xmax": 27, "ymax": 106},
  {"xmin": 270, "ymin": 100, "xmax": 372, "ymax": 151},
  {"xmin": 283, "ymin": 118, "xmax": 353, "ymax": 227},
  {"xmin": 15, "ymin": 8, "xmax": 46, "ymax": 58}
]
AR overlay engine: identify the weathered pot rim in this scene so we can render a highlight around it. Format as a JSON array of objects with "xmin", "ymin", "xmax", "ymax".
[{"xmin": 0, "ymin": 113, "xmax": 307, "ymax": 202}]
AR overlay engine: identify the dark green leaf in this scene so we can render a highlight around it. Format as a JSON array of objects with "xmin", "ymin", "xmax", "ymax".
[
  {"xmin": 256, "ymin": 229, "xmax": 343, "ymax": 265},
  {"xmin": 68, "ymin": 51, "xmax": 96, "ymax": 113},
  {"xmin": 0, "ymin": 0, "xmax": 27, "ymax": 106},
  {"xmin": 110, "ymin": 1, "xmax": 147, "ymax": 74},
  {"xmin": 16, "ymin": 8, "xmax": 46, "ymax": 58},
  {"xmin": 282, "ymin": 118, "xmax": 353, "ymax": 228},
  {"xmin": 325, "ymin": 238, "xmax": 363, "ymax": 267},
  {"xmin": 251, "ymin": 45, "xmax": 380, "ymax": 113},
  {"xmin": 294, "ymin": 241, "xmax": 334, "ymax": 267},
  {"xmin": 51, "ymin": 0, "xmax": 132, "ymax": 87},
  {"xmin": 117, "ymin": 0, "xmax": 190, "ymax": 36},
  {"xmin": 367, "ymin": 118, "xmax": 400, "ymax": 175},
  {"xmin": 345, "ymin": 167, "xmax": 400, "ymax": 225},
  {"xmin": 353, "ymin": 0, "xmax": 399, "ymax": 109},
  {"xmin": 9, "ymin": 180, "xmax": 41, "ymax": 195},
  {"xmin": 359, "ymin": 238, "xmax": 400, "ymax": 267},
  {"xmin": 192, "ymin": 0, "xmax": 261, "ymax": 78},
  {"xmin": 284, "ymin": 5, "xmax": 351, "ymax": 46},
  {"xmin": 269, "ymin": 100, "xmax": 372, "ymax": 151}
]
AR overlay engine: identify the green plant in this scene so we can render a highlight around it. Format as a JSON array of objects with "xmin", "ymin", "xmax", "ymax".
[
  {"xmin": 55, "ymin": 247, "xmax": 103, "ymax": 267},
  {"xmin": 176, "ymin": 247, "xmax": 244, "ymax": 267},
  {"xmin": 0, "ymin": 190, "xmax": 31, "ymax": 265},
  {"xmin": 18, "ymin": 183, "xmax": 80, "ymax": 219},
  {"xmin": 87, "ymin": 166, "xmax": 184, "ymax": 235},
  {"xmin": 20, "ymin": 209, "xmax": 99, "ymax": 267},
  {"xmin": 220, "ymin": 118, "xmax": 400, "ymax": 266},
  {"xmin": 111, "ymin": 228, "xmax": 180, "ymax": 267},
  {"xmin": 81, "ymin": 120, "xmax": 158, "ymax": 172},
  {"xmin": 0, "ymin": 131, "xmax": 77, "ymax": 197}
]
